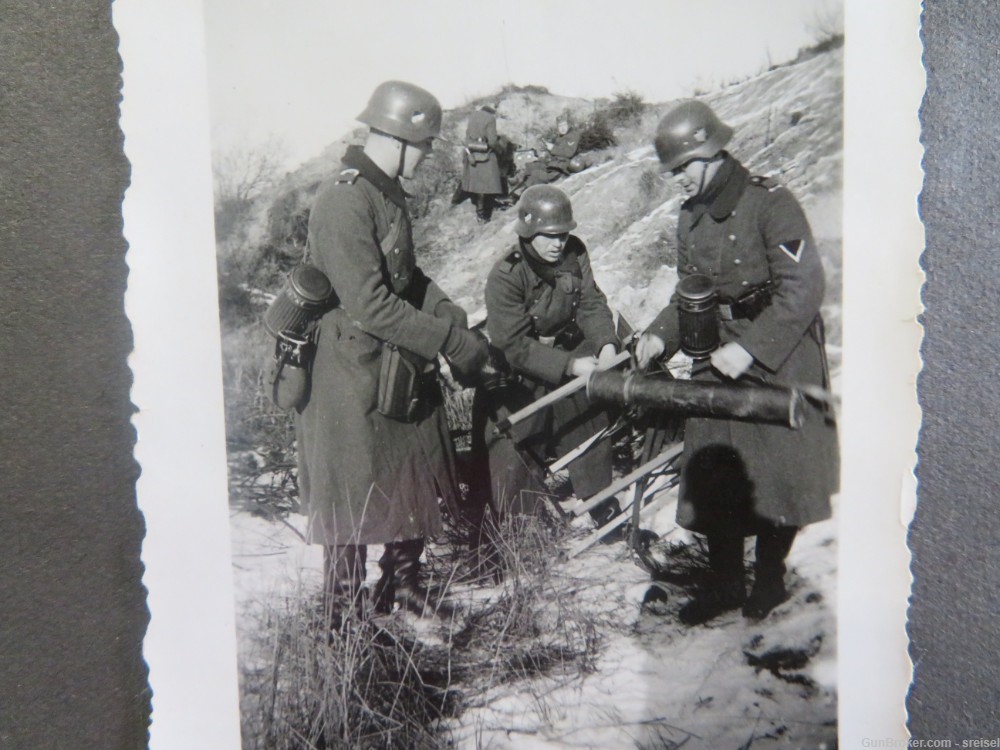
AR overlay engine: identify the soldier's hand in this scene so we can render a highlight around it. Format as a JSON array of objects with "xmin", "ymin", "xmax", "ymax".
[
  {"xmin": 597, "ymin": 343, "xmax": 618, "ymax": 370},
  {"xmin": 568, "ymin": 356, "xmax": 599, "ymax": 379},
  {"xmin": 442, "ymin": 326, "xmax": 489, "ymax": 377},
  {"xmin": 711, "ymin": 342, "xmax": 754, "ymax": 379},
  {"xmin": 434, "ymin": 300, "xmax": 469, "ymax": 329},
  {"xmin": 635, "ymin": 333, "xmax": 666, "ymax": 370}
]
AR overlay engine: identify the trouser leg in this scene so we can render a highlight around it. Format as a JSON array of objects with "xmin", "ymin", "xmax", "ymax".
[
  {"xmin": 754, "ymin": 525, "xmax": 797, "ymax": 579},
  {"xmin": 678, "ymin": 534, "xmax": 747, "ymax": 625},
  {"xmin": 743, "ymin": 525, "xmax": 798, "ymax": 619},
  {"xmin": 708, "ymin": 534, "xmax": 746, "ymax": 590},
  {"xmin": 480, "ymin": 195, "xmax": 495, "ymax": 222},
  {"xmin": 323, "ymin": 544, "xmax": 367, "ymax": 620}
]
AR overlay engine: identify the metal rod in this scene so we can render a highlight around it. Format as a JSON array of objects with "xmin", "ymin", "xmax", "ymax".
[
  {"xmin": 572, "ymin": 442, "xmax": 684, "ymax": 517},
  {"xmin": 566, "ymin": 490, "xmax": 674, "ymax": 559}
]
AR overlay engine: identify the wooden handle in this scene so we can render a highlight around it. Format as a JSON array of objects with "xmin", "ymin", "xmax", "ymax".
[{"xmin": 494, "ymin": 349, "xmax": 631, "ymax": 435}]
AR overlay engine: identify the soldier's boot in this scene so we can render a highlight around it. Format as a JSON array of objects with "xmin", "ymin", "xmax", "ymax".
[
  {"xmin": 743, "ymin": 526, "xmax": 797, "ymax": 620},
  {"xmin": 678, "ymin": 535, "xmax": 747, "ymax": 626},
  {"xmin": 589, "ymin": 497, "xmax": 626, "ymax": 544},
  {"xmin": 374, "ymin": 539, "xmax": 456, "ymax": 618},
  {"xmin": 480, "ymin": 195, "xmax": 496, "ymax": 223},
  {"xmin": 323, "ymin": 544, "xmax": 367, "ymax": 627}
]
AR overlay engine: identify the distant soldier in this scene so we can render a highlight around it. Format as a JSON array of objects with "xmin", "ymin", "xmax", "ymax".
[
  {"xmin": 509, "ymin": 117, "xmax": 586, "ymax": 198},
  {"xmin": 460, "ymin": 105, "xmax": 504, "ymax": 223},
  {"xmin": 470, "ymin": 185, "xmax": 623, "ymax": 544},
  {"xmin": 636, "ymin": 100, "xmax": 839, "ymax": 624},
  {"xmin": 297, "ymin": 81, "xmax": 488, "ymax": 619},
  {"xmin": 544, "ymin": 117, "xmax": 584, "ymax": 173}
]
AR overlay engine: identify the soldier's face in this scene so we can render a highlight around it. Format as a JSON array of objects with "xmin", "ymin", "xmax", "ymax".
[
  {"xmin": 530, "ymin": 232, "xmax": 569, "ymax": 263},
  {"xmin": 401, "ymin": 138, "xmax": 433, "ymax": 179},
  {"xmin": 557, "ymin": 121, "xmax": 570, "ymax": 135},
  {"xmin": 671, "ymin": 158, "xmax": 712, "ymax": 197}
]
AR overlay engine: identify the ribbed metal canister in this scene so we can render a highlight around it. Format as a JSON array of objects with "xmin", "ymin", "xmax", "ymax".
[
  {"xmin": 676, "ymin": 274, "xmax": 719, "ymax": 359},
  {"xmin": 263, "ymin": 264, "xmax": 334, "ymax": 336}
]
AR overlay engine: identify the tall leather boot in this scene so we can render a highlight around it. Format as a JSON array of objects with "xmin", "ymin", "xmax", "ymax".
[
  {"xmin": 323, "ymin": 544, "xmax": 367, "ymax": 625},
  {"xmin": 678, "ymin": 535, "xmax": 747, "ymax": 626},
  {"xmin": 743, "ymin": 526, "xmax": 797, "ymax": 620},
  {"xmin": 373, "ymin": 539, "xmax": 450, "ymax": 617}
]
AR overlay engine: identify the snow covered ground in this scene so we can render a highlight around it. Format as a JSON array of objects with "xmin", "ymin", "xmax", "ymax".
[{"xmin": 225, "ymin": 45, "xmax": 843, "ymax": 748}]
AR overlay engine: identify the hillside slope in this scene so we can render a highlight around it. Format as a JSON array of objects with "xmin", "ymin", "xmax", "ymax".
[{"xmin": 225, "ymin": 46, "xmax": 844, "ymax": 750}]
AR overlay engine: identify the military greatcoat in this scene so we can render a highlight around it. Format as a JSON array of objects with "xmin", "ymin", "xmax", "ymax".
[
  {"xmin": 471, "ymin": 237, "xmax": 618, "ymax": 515},
  {"xmin": 461, "ymin": 109, "xmax": 503, "ymax": 196},
  {"xmin": 296, "ymin": 145, "xmax": 460, "ymax": 546},
  {"xmin": 647, "ymin": 154, "xmax": 839, "ymax": 536}
]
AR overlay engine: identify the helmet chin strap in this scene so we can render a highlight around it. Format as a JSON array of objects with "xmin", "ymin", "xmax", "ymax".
[
  {"xmin": 695, "ymin": 153, "xmax": 723, "ymax": 197},
  {"xmin": 395, "ymin": 138, "xmax": 407, "ymax": 178}
]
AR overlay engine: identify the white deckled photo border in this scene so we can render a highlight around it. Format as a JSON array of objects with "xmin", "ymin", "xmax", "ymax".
[{"xmin": 117, "ymin": 1, "xmax": 923, "ymax": 747}]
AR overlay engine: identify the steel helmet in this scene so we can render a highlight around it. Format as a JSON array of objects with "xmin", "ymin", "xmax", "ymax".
[
  {"xmin": 357, "ymin": 80, "xmax": 443, "ymax": 143},
  {"xmin": 513, "ymin": 185, "xmax": 577, "ymax": 238},
  {"xmin": 653, "ymin": 100, "xmax": 733, "ymax": 172}
]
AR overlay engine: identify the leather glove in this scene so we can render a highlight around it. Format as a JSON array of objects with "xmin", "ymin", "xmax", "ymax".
[
  {"xmin": 442, "ymin": 326, "xmax": 489, "ymax": 377},
  {"xmin": 434, "ymin": 300, "xmax": 469, "ymax": 330}
]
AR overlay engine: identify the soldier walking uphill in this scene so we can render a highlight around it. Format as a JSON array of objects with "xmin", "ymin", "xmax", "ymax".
[
  {"xmin": 636, "ymin": 101, "xmax": 839, "ymax": 625},
  {"xmin": 468, "ymin": 185, "xmax": 623, "ymax": 557},
  {"xmin": 458, "ymin": 105, "xmax": 504, "ymax": 223},
  {"xmin": 296, "ymin": 81, "xmax": 488, "ymax": 621}
]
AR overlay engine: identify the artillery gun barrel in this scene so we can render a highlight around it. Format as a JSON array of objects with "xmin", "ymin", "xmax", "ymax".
[{"xmin": 587, "ymin": 370, "xmax": 804, "ymax": 429}]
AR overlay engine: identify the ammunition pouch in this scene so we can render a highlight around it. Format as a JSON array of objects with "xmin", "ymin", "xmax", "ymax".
[
  {"xmin": 718, "ymin": 282, "xmax": 773, "ymax": 321},
  {"xmin": 467, "ymin": 140, "xmax": 490, "ymax": 153},
  {"xmin": 377, "ymin": 344, "xmax": 434, "ymax": 422},
  {"xmin": 557, "ymin": 321, "xmax": 584, "ymax": 350},
  {"xmin": 266, "ymin": 331, "xmax": 316, "ymax": 412}
]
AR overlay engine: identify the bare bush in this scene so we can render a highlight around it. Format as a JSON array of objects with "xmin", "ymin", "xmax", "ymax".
[
  {"xmin": 605, "ymin": 90, "xmax": 647, "ymax": 129},
  {"xmin": 806, "ymin": 0, "xmax": 845, "ymax": 45},
  {"xmin": 213, "ymin": 137, "xmax": 287, "ymax": 244}
]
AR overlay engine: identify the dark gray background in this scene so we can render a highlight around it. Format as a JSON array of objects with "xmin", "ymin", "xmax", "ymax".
[{"xmin": 0, "ymin": 1, "xmax": 995, "ymax": 747}]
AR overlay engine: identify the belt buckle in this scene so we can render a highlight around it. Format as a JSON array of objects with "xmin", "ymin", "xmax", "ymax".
[{"xmin": 717, "ymin": 303, "xmax": 735, "ymax": 321}]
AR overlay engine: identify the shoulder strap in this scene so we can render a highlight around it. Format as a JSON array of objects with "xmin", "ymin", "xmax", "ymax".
[{"xmin": 750, "ymin": 174, "xmax": 782, "ymax": 192}]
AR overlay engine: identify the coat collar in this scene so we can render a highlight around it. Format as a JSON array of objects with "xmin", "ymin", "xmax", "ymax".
[
  {"xmin": 342, "ymin": 145, "xmax": 410, "ymax": 209},
  {"xmin": 685, "ymin": 153, "xmax": 750, "ymax": 223}
]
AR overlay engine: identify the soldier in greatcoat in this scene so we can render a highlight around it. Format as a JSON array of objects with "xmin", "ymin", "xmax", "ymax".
[
  {"xmin": 460, "ymin": 105, "xmax": 504, "ymax": 223},
  {"xmin": 469, "ymin": 185, "xmax": 623, "ymax": 548},
  {"xmin": 636, "ymin": 100, "xmax": 839, "ymax": 624},
  {"xmin": 297, "ymin": 81, "xmax": 488, "ymax": 619}
]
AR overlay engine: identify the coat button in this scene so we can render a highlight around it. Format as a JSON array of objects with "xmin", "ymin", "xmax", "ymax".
[
  {"xmin": 728, "ymin": 234, "xmax": 736, "ymax": 241},
  {"xmin": 393, "ymin": 272, "xmax": 400, "ymax": 279},
  {"xmin": 734, "ymin": 258, "xmax": 742, "ymax": 265},
  {"xmin": 393, "ymin": 247, "xmax": 400, "ymax": 254},
  {"xmin": 730, "ymin": 211, "xmax": 737, "ymax": 217},
  {"xmin": 741, "ymin": 280, "xmax": 750, "ymax": 286},
  {"xmin": 691, "ymin": 265, "xmax": 698, "ymax": 271}
]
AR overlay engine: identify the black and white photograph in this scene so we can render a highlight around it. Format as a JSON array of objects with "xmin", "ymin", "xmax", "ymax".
[{"xmin": 119, "ymin": 1, "xmax": 924, "ymax": 747}]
